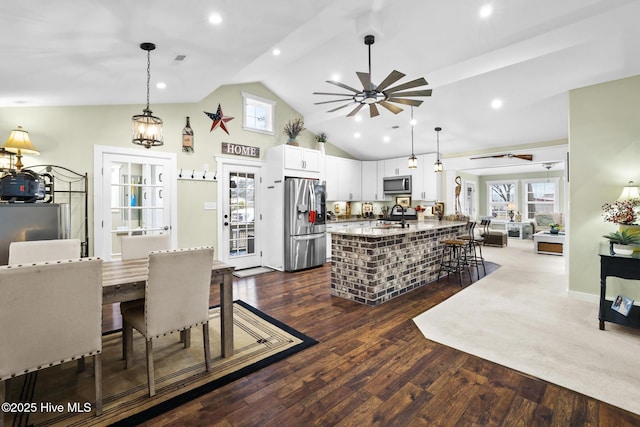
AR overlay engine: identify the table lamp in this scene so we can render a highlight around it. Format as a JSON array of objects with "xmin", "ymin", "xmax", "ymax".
[
  {"xmin": 3, "ymin": 126, "xmax": 39, "ymax": 170},
  {"xmin": 507, "ymin": 203, "xmax": 515, "ymax": 222}
]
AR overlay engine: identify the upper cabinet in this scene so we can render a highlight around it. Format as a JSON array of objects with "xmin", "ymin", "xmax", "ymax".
[
  {"xmin": 412, "ymin": 153, "xmax": 438, "ymax": 201},
  {"xmin": 384, "ymin": 157, "xmax": 413, "ymax": 178},
  {"xmin": 325, "ymin": 155, "xmax": 361, "ymax": 201},
  {"xmin": 266, "ymin": 145, "xmax": 321, "ymax": 181},
  {"xmin": 362, "ymin": 160, "xmax": 389, "ymax": 202}
]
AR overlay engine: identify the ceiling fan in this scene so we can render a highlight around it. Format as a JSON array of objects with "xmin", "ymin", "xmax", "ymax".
[
  {"xmin": 470, "ymin": 153, "xmax": 534, "ymax": 161},
  {"xmin": 313, "ymin": 35, "xmax": 432, "ymax": 118}
]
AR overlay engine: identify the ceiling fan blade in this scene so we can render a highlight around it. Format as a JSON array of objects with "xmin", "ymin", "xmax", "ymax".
[
  {"xmin": 388, "ymin": 89, "xmax": 433, "ymax": 97},
  {"xmin": 314, "ymin": 98, "xmax": 356, "ymax": 105},
  {"xmin": 328, "ymin": 102, "xmax": 356, "ymax": 113},
  {"xmin": 378, "ymin": 100, "xmax": 403, "ymax": 115},
  {"xmin": 384, "ymin": 77, "xmax": 429, "ymax": 94},
  {"xmin": 387, "ymin": 98, "xmax": 424, "ymax": 107},
  {"xmin": 356, "ymin": 72, "xmax": 372, "ymax": 91},
  {"xmin": 346, "ymin": 104, "xmax": 365, "ymax": 117},
  {"xmin": 313, "ymin": 91, "xmax": 357, "ymax": 96},
  {"xmin": 376, "ymin": 70, "xmax": 406, "ymax": 92},
  {"xmin": 513, "ymin": 154, "xmax": 533, "ymax": 161},
  {"xmin": 369, "ymin": 103, "xmax": 380, "ymax": 118},
  {"xmin": 327, "ymin": 80, "xmax": 361, "ymax": 93}
]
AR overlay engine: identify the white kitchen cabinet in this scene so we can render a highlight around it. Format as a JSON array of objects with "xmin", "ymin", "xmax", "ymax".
[
  {"xmin": 324, "ymin": 156, "xmax": 340, "ymax": 200},
  {"xmin": 362, "ymin": 160, "xmax": 389, "ymax": 201},
  {"xmin": 412, "ymin": 153, "xmax": 438, "ymax": 201},
  {"xmin": 283, "ymin": 145, "xmax": 321, "ymax": 173},
  {"xmin": 325, "ymin": 156, "xmax": 361, "ymax": 201},
  {"xmin": 384, "ymin": 156, "xmax": 413, "ymax": 178},
  {"xmin": 266, "ymin": 144, "xmax": 321, "ymax": 180}
]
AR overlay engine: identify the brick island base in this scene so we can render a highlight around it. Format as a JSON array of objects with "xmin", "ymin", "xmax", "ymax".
[{"xmin": 330, "ymin": 221, "xmax": 466, "ymax": 306}]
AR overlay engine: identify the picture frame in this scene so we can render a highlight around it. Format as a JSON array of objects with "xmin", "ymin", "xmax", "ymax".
[
  {"xmin": 396, "ymin": 196, "xmax": 411, "ymax": 208},
  {"xmin": 434, "ymin": 201, "xmax": 445, "ymax": 216}
]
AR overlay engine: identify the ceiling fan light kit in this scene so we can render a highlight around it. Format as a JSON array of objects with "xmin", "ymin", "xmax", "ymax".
[{"xmin": 313, "ymin": 35, "xmax": 432, "ymax": 118}]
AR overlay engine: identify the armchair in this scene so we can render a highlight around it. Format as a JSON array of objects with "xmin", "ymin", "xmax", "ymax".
[{"xmin": 0, "ymin": 258, "xmax": 103, "ymax": 424}]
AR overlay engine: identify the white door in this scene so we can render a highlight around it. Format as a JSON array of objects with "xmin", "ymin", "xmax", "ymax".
[
  {"xmin": 464, "ymin": 181, "xmax": 476, "ymax": 218},
  {"xmin": 94, "ymin": 146, "xmax": 176, "ymax": 260},
  {"xmin": 220, "ymin": 163, "xmax": 261, "ymax": 269}
]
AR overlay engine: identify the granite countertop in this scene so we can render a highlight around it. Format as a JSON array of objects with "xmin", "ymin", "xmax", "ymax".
[
  {"xmin": 330, "ymin": 220, "xmax": 467, "ymax": 237},
  {"xmin": 326, "ymin": 217, "xmax": 379, "ymax": 223}
]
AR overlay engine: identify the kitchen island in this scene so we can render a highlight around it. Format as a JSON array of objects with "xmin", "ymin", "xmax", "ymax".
[{"xmin": 330, "ymin": 220, "xmax": 467, "ymax": 306}]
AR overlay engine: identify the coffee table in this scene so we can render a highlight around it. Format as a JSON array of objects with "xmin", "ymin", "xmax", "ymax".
[{"xmin": 533, "ymin": 231, "xmax": 565, "ymax": 255}]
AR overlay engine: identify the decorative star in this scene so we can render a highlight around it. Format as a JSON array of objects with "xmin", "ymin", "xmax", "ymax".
[{"xmin": 204, "ymin": 104, "xmax": 234, "ymax": 135}]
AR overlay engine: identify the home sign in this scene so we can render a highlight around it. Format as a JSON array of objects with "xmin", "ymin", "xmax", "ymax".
[{"xmin": 221, "ymin": 142, "xmax": 260, "ymax": 158}]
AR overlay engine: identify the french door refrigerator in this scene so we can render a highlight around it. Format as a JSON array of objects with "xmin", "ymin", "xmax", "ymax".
[{"xmin": 284, "ymin": 177, "xmax": 326, "ymax": 272}]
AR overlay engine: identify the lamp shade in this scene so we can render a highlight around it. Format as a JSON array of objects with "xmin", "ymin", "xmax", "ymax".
[
  {"xmin": 3, "ymin": 126, "xmax": 40, "ymax": 155},
  {"xmin": 618, "ymin": 181, "xmax": 640, "ymax": 201}
]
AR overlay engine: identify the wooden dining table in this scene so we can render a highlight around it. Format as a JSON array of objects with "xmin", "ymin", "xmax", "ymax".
[{"xmin": 102, "ymin": 258, "xmax": 235, "ymax": 357}]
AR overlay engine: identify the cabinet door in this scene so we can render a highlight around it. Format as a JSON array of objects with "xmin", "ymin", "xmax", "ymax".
[
  {"xmin": 417, "ymin": 154, "xmax": 437, "ymax": 200},
  {"xmin": 376, "ymin": 160, "xmax": 390, "ymax": 201},
  {"xmin": 325, "ymin": 156, "xmax": 339, "ymax": 200},
  {"xmin": 384, "ymin": 158, "xmax": 400, "ymax": 176},
  {"xmin": 361, "ymin": 161, "xmax": 378, "ymax": 201},
  {"xmin": 283, "ymin": 145, "xmax": 304, "ymax": 171},
  {"xmin": 342, "ymin": 158, "xmax": 361, "ymax": 201},
  {"xmin": 303, "ymin": 148, "xmax": 321, "ymax": 172}
]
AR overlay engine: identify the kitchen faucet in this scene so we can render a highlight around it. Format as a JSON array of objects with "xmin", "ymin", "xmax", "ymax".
[{"xmin": 391, "ymin": 204, "xmax": 406, "ymax": 228}]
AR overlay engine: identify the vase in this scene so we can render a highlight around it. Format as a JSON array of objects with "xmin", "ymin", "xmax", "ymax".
[
  {"xmin": 549, "ymin": 227, "xmax": 560, "ymax": 234},
  {"xmin": 318, "ymin": 142, "xmax": 325, "ymax": 155},
  {"xmin": 613, "ymin": 243, "xmax": 635, "ymax": 256},
  {"xmin": 286, "ymin": 137, "xmax": 299, "ymax": 146}
]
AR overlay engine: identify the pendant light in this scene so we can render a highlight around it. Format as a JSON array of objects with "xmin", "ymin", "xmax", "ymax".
[
  {"xmin": 132, "ymin": 42, "xmax": 163, "ymax": 148},
  {"xmin": 434, "ymin": 126, "xmax": 443, "ymax": 173},
  {"xmin": 407, "ymin": 107, "xmax": 417, "ymax": 169}
]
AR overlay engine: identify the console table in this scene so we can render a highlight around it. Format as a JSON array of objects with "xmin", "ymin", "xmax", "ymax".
[
  {"xmin": 599, "ymin": 243, "xmax": 640, "ymax": 330},
  {"xmin": 491, "ymin": 220, "xmax": 533, "ymax": 239}
]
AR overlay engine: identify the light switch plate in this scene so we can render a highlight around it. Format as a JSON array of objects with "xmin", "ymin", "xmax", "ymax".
[{"xmin": 204, "ymin": 202, "xmax": 216, "ymax": 210}]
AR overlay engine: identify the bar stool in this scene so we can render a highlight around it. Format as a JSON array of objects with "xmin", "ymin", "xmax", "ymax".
[
  {"xmin": 459, "ymin": 221, "xmax": 486, "ymax": 279},
  {"xmin": 437, "ymin": 238, "xmax": 471, "ymax": 287}
]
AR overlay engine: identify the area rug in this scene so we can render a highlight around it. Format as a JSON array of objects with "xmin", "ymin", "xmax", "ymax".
[
  {"xmin": 3, "ymin": 301, "xmax": 317, "ymax": 426},
  {"xmin": 233, "ymin": 266, "xmax": 275, "ymax": 278},
  {"xmin": 413, "ymin": 239, "xmax": 640, "ymax": 415}
]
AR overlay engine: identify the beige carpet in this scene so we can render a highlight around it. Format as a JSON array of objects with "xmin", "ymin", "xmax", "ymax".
[
  {"xmin": 3, "ymin": 301, "xmax": 316, "ymax": 426},
  {"xmin": 413, "ymin": 238, "xmax": 640, "ymax": 415}
]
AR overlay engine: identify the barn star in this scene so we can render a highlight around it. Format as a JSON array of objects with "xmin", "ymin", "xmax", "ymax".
[{"xmin": 204, "ymin": 104, "xmax": 234, "ymax": 134}]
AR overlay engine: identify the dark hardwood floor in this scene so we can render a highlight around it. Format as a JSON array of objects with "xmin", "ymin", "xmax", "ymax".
[{"xmin": 103, "ymin": 263, "xmax": 640, "ymax": 426}]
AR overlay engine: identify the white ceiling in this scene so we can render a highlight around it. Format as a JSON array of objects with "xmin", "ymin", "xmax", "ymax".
[{"xmin": 2, "ymin": 0, "xmax": 639, "ymax": 168}]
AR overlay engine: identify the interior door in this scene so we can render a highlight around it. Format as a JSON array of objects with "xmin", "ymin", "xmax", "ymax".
[
  {"xmin": 464, "ymin": 181, "xmax": 476, "ymax": 218},
  {"xmin": 220, "ymin": 164, "xmax": 261, "ymax": 269},
  {"xmin": 94, "ymin": 147, "xmax": 175, "ymax": 260}
]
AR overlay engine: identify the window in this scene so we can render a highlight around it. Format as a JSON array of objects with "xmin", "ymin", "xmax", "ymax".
[
  {"xmin": 487, "ymin": 181, "xmax": 517, "ymax": 219},
  {"xmin": 242, "ymin": 92, "xmax": 275, "ymax": 135},
  {"xmin": 522, "ymin": 178, "xmax": 559, "ymax": 219}
]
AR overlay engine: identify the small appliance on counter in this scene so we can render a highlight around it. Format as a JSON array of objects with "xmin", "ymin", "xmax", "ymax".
[{"xmin": 0, "ymin": 170, "xmax": 46, "ymax": 203}]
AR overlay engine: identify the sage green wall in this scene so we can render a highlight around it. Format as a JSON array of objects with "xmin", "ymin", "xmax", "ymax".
[
  {"xmin": 478, "ymin": 170, "xmax": 565, "ymax": 219},
  {"xmin": 568, "ymin": 74, "xmax": 640, "ymax": 297},
  {"xmin": 0, "ymin": 82, "xmax": 335, "ymax": 255}
]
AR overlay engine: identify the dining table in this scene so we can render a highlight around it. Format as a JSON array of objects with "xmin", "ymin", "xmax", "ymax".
[{"xmin": 101, "ymin": 258, "xmax": 235, "ymax": 357}]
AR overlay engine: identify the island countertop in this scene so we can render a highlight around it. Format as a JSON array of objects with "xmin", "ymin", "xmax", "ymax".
[{"xmin": 330, "ymin": 220, "xmax": 467, "ymax": 237}]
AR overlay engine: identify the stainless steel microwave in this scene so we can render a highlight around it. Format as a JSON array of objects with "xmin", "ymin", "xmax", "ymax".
[{"xmin": 383, "ymin": 175, "xmax": 412, "ymax": 194}]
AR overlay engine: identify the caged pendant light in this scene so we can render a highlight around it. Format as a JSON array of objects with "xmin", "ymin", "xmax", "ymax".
[
  {"xmin": 433, "ymin": 126, "xmax": 443, "ymax": 173},
  {"xmin": 132, "ymin": 42, "xmax": 163, "ymax": 148},
  {"xmin": 407, "ymin": 107, "xmax": 417, "ymax": 169}
]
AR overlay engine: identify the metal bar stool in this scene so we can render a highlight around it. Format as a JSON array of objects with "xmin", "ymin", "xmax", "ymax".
[
  {"xmin": 459, "ymin": 221, "xmax": 486, "ymax": 279},
  {"xmin": 437, "ymin": 238, "xmax": 471, "ymax": 287}
]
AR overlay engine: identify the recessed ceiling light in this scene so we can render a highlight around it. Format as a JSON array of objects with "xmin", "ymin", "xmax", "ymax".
[
  {"xmin": 209, "ymin": 13, "xmax": 222, "ymax": 24},
  {"xmin": 331, "ymin": 73, "xmax": 341, "ymax": 82},
  {"xmin": 383, "ymin": 136, "xmax": 390, "ymax": 143},
  {"xmin": 354, "ymin": 132, "xmax": 361, "ymax": 138},
  {"xmin": 272, "ymin": 48, "xmax": 281, "ymax": 56},
  {"xmin": 479, "ymin": 4, "xmax": 493, "ymax": 18},
  {"xmin": 156, "ymin": 82, "xmax": 166, "ymax": 89},
  {"xmin": 355, "ymin": 115, "xmax": 362, "ymax": 122},
  {"xmin": 491, "ymin": 98, "xmax": 503, "ymax": 109}
]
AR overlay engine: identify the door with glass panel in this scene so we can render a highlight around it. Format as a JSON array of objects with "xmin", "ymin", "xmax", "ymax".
[
  {"xmin": 99, "ymin": 153, "xmax": 173, "ymax": 260},
  {"xmin": 221, "ymin": 164, "xmax": 261, "ymax": 269}
]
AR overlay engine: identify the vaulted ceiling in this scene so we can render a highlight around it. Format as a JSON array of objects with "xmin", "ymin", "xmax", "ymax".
[{"xmin": 2, "ymin": 0, "xmax": 639, "ymax": 169}]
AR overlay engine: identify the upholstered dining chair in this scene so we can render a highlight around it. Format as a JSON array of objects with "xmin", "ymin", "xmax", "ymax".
[
  {"xmin": 120, "ymin": 234, "xmax": 170, "ymax": 260},
  {"xmin": 0, "ymin": 258, "xmax": 104, "ymax": 424},
  {"xmin": 121, "ymin": 247, "xmax": 215, "ymax": 396},
  {"xmin": 8, "ymin": 238, "xmax": 81, "ymax": 264}
]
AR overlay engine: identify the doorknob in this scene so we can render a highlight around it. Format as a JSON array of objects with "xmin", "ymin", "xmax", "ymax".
[
  {"xmin": 163, "ymin": 226, "xmax": 169, "ymax": 230},
  {"xmin": 224, "ymin": 222, "xmax": 229, "ymax": 226}
]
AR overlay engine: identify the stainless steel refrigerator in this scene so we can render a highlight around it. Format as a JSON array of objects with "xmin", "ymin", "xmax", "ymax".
[
  {"xmin": 0, "ymin": 203, "xmax": 70, "ymax": 265},
  {"xmin": 284, "ymin": 178, "xmax": 326, "ymax": 272}
]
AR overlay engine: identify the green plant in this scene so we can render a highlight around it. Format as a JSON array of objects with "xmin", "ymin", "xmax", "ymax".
[
  {"xmin": 548, "ymin": 223, "xmax": 562, "ymax": 230},
  {"xmin": 315, "ymin": 132, "xmax": 328, "ymax": 143},
  {"xmin": 602, "ymin": 228, "xmax": 640, "ymax": 245},
  {"xmin": 283, "ymin": 117, "xmax": 305, "ymax": 139}
]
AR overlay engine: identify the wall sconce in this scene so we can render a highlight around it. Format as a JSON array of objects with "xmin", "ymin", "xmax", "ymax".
[
  {"xmin": 2, "ymin": 126, "xmax": 40, "ymax": 170},
  {"xmin": 618, "ymin": 181, "xmax": 640, "ymax": 201}
]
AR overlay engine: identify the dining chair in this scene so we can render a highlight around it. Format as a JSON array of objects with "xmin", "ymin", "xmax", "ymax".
[
  {"xmin": 121, "ymin": 247, "xmax": 214, "ymax": 396},
  {"xmin": 120, "ymin": 234, "xmax": 170, "ymax": 260},
  {"xmin": 0, "ymin": 258, "xmax": 104, "ymax": 424},
  {"xmin": 8, "ymin": 238, "xmax": 81, "ymax": 264}
]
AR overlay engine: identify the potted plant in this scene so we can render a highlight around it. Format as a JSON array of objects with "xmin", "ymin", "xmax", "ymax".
[
  {"xmin": 548, "ymin": 223, "xmax": 562, "ymax": 234},
  {"xmin": 315, "ymin": 132, "xmax": 327, "ymax": 154},
  {"xmin": 602, "ymin": 198, "xmax": 640, "ymax": 225},
  {"xmin": 283, "ymin": 117, "xmax": 305, "ymax": 146},
  {"xmin": 603, "ymin": 228, "xmax": 640, "ymax": 255}
]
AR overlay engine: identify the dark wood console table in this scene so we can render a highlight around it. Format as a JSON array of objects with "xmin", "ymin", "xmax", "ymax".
[{"xmin": 599, "ymin": 243, "xmax": 640, "ymax": 330}]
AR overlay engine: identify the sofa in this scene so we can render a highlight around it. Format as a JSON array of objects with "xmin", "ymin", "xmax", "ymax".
[{"xmin": 532, "ymin": 212, "xmax": 564, "ymax": 233}]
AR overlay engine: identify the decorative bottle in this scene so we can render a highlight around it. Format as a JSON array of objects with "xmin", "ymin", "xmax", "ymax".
[{"xmin": 182, "ymin": 116, "xmax": 194, "ymax": 153}]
